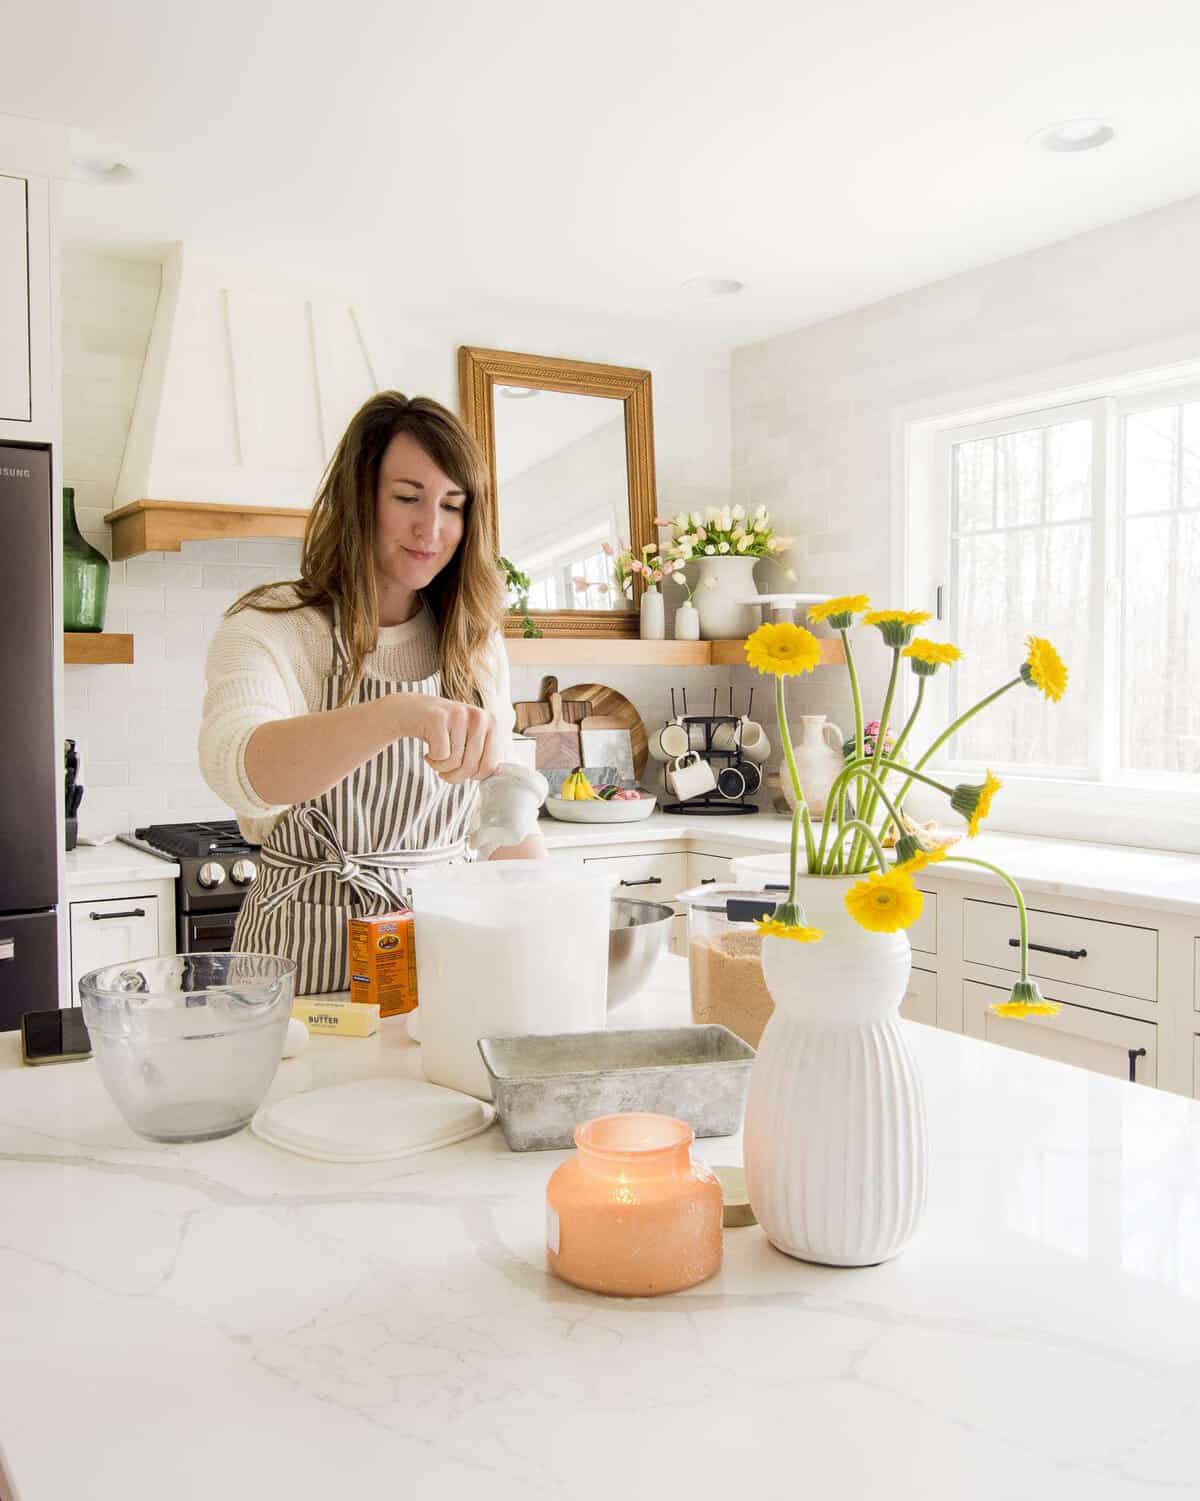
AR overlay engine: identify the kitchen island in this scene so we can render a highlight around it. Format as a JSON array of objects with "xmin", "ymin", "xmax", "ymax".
[{"xmin": 2, "ymin": 957, "xmax": 1199, "ymax": 1500}]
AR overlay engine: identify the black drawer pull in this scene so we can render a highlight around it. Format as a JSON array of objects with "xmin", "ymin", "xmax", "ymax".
[
  {"xmin": 619, "ymin": 876, "xmax": 662, "ymax": 887},
  {"xmin": 701, "ymin": 877, "xmax": 718, "ymax": 885},
  {"xmin": 89, "ymin": 908, "xmax": 146, "ymax": 921},
  {"xmin": 1128, "ymin": 1047, "xmax": 1147, "ymax": 1083},
  {"xmin": 1008, "ymin": 938, "xmax": 1087, "ymax": 961}
]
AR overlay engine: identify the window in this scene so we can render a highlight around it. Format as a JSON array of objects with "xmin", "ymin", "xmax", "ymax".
[{"xmin": 929, "ymin": 385, "xmax": 1200, "ymax": 783}]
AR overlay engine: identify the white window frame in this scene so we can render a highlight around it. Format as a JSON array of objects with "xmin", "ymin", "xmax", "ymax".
[{"xmin": 901, "ymin": 356, "xmax": 1200, "ymax": 852}]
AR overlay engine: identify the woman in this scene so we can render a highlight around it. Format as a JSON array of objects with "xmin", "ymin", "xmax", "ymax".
[{"xmin": 199, "ymin": 391, "xmax": 544, "ymax": 994}]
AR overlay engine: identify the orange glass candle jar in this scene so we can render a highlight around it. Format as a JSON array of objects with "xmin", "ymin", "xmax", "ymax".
[{"xmin": 546, "ymin": 1113, "xmax": 723, "ymax": 1296}]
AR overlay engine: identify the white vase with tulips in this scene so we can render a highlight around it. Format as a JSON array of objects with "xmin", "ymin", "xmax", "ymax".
[
  {"xmin": 740, "ymin": 596, "xmax": 1069, "ymax": 1266},
  {"xmin": 662, "ymin": 504, "xmax": 793, "ymax": 639}
]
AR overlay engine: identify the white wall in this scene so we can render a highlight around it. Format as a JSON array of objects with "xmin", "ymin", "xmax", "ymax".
[
  {"xmin": 731, "ymin": 192, "xmax": 1200, "ymax": 844},
  {"xmin": 61, "ymin": 250, "xmax": 774, "ymax": 835}
]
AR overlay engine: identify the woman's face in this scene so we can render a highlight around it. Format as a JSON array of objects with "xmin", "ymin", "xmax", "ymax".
[{"xmin": 374, "ymin": 432, "xmax": 466, "ymax": 595}]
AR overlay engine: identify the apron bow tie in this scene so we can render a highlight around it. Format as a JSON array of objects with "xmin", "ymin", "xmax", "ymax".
[{"xmin": 257, "ymin": 807, "xmax": 427, "ymax": 916}]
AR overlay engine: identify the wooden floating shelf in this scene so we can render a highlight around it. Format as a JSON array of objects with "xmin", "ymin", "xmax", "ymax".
[
  {"xmin": 103, "ymin": 499, "xmax": 309, "ymax": 561},
  {"xmin": 64, "ymin": 633, "xmax": 134, "ymax": 666},
  {"xmin": 504, "ymin": 638, "xmax": 845, "ymax": 668}
]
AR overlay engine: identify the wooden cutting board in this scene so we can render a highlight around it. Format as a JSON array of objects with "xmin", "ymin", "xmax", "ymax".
[
  {"xmin": 513, "ymin": 675, "xmax": 588, "ymax": 734},
  {"xmin": 561, "ymin": 682, "xmax": 648, "ymax": 778},
  {"xmin": 523, "ymin": 686, "xmax": 583, "ymax": 771}
]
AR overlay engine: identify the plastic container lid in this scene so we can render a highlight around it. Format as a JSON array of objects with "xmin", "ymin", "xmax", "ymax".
[
  {"xmin": 674, "ymin": 882, "xmax": 786, "ymax": 919},
  {"xmin": 251, "ymin": 1077, "xmax": 495, "ymax": 1162}
]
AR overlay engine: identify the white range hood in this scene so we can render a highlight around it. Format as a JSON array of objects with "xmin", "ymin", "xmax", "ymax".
[{"xmin": 115, "ymin": 244, "xmax": 380, "ymax": 510}]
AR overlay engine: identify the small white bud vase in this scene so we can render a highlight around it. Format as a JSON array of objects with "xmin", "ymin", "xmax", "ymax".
[
  {"xmin": 639, "ymin": 584, "xmax": 665, "ymax": 640},
  {"xmin": 743, "ymin": 875, "xmax": 927, "ymax": 1267},
  {"xmin": 674, "ymin": 600, "xmax": 700, "ymax": 640}
]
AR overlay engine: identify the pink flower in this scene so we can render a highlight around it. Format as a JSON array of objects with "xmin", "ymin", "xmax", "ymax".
[
  {"xmin": 572, "ymin": 576, "xmax": 590, "ymax": 592},
  {"xmin": 654, "ymin": 516, "xmax": 671, "ymax": 527},
  {"xmin": 600, "ymin": 542, "xmax": 614, "ymax": 557},
  {"xmin": 630, "ymin": 559, "xmax": 643, "ymax": 572}
]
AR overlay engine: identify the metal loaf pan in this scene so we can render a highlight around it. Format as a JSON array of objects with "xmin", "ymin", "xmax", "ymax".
[{"xmin": 477, "ymin": 1025, "xmax": 755, "ymax": 1152}]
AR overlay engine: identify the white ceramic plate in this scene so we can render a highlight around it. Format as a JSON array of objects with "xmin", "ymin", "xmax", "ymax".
[{"xmin": 544, "ymin": 795, "xmax": 658, "ymax": 824}]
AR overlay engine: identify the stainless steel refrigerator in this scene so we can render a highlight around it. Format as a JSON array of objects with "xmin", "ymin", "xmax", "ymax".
[{"xmin": 0, "ymin": 444, "xmax": 59, "ymax": 1029}]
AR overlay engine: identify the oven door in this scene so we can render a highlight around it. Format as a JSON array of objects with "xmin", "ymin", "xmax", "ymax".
[{"xmin": 182, "ymin": 910, "xmax": 240, "ymax": 953}]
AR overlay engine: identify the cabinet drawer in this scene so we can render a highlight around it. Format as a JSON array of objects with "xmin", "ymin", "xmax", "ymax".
[
  {"xmin": 1194, "ymin": 939, "xmax": 1199, "ymax": 1014},
  {"xmin": 1194, "ymin": 1037, "xmax": 1200, "ymax": 1101},
  {"xmin": 582, "ymin": 852, "xmax": 689, "ymax": 900},
  {"xmin": 0, "ymin": 175, "xmax": 31, "ymax": 423},
  {"xmin": 901, "ymin": 966, "xmax": 937, "ymax": 1026},
  {"xmin": 963, "ymin": 980, "xmax": 1156, "ymax": 1085},
  {"xmin": 963, "ymin": 898, "xmax": 1157, "ymax": 1002},
  {"xmin": 69, "ymin": 895, "xmax": 160, "ymax": 1003},
  {"xmin": 910, "ymin": 889, "xmax": 937, "ymax": 956},
  {"xmin": 688, "ymin": 853, "xmax": 733, "ymax": 890}
]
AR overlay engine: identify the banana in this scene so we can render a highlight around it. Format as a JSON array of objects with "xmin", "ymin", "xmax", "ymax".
[
  {"xmin": 559, "ymin": 773, "xmax": 578, "ymax": 801},
  {"xmin": 574, "ymin": 770, "xmax": 598, "ymax": 801}
]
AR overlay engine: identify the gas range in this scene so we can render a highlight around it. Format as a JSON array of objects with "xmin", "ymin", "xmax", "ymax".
[{"xmin": 129, "ymin": 820, "xmax": 260, "ymax": 952}]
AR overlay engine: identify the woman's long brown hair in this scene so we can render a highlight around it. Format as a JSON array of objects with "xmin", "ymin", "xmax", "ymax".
[{"xmin": 228, "ymin": 392, "xmax": 503, "ymax": 707}]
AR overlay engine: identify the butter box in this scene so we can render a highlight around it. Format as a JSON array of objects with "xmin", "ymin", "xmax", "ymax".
[
  {"xmin": 292, "ymin": 998, "xmax": 380, "ymax": 1037},
  {"xmin": 347, "ymin": 908, "xmax": 418, "ymax": 1017}
]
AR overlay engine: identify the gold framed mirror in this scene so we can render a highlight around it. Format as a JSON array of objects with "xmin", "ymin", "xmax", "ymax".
[{"xmin": 458, "ymin": 345, "xmax": 657, "ymax": 638}]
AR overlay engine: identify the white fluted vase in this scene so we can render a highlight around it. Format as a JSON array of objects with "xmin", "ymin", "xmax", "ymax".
[{"xmin": 743, "ymin": 875, "xmax": 927, "ymax": 1267}]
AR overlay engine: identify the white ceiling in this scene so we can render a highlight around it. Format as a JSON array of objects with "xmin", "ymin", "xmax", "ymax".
[{"xmin": 12, "ymin": 0, "xmax": 1200, "ymax": 348}]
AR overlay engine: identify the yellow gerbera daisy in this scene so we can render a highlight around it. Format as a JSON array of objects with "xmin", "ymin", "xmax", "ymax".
[
  {"xmin": 902, "ymin": 638, "xmax": 963, "ymax": 676},
  {"xmin": 844, "ymin": 869, "xmax": 924, "ymax": 934},
  {"xmin": 807, "ymin": 594, "xmax": 870, "ymax": 629},
  {"xmin": 990, "ymin": 979, "xmax": 1060, "ymax": 1018},
  {"xmin": 755, "ymin": 918, "xmax": 824, "ymax": 943},
  {"xmin": 863, "ymin": 608, "xmax": 933, "ymax": 647},
  {"xmin": 895, "ymin": 846, "xmax": 948, "ymax": 876},
  {"xmin": 744, "ymin": 622, "xmax": 822, "ymax": 677},
  {"xmin": 950, "ymin": 770, "xmax": 1003, "ymax": 836},
  {"xmin": 1021, "ymin": 636, "xmax": 1068, "ymax": 702}
]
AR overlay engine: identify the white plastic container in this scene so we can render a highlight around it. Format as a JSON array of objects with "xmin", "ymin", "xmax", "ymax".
[
  {"xmin": 407, "ymin": 860, "xmax": 612, "ymax": 1100},
  {"xmin": 730, "ymin": 851, "xmax": 791, "ymax": 887}
]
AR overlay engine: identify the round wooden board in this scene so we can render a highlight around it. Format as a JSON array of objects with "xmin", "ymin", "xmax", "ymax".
[{"xmin": 560, "ymin": 682, "xmax": 648, "ymax": 779}]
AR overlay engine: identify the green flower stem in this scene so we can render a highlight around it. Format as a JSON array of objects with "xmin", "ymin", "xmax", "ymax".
[
  {"xmin": 823, "ymin": 819, "xmax": 888, "ymax": 874},
  {"xmin": 787, "ymin": 805, "xmax": 801, "ymax": 905},
  {"xmin": 943, "ymin": 855, "xmax": 1029, "ymax": 981},
  {"xmin": 894, "ymin": 676, "xmax": 1022, "ymax": 810},
  {"xmin": 887, "ymin": 675, "xmax": 926, "ymax": 766},
  {"xmin": 841, "ymin": 627, "xmax": 865, "ymax": 764},
  {"xmin": 777, "ymin": 675, "xmax": 817, "ymax": 872},
  {"xmin": 817, "ymin": 755, "xmax": 952, "ymax": 874},
  {"xmin": 851, "ymin": 645, "xmax": 902, "ymax": 870}
]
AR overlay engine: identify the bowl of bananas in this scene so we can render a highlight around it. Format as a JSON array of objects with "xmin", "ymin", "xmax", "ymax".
[{"xmin": 545, "ymin": 769, "xmax": 657, "ymax": 823}]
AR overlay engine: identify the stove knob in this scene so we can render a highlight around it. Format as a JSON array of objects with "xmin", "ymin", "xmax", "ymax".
[
  {"xmin": 230, "ymin": 858, "xmax": 257, "ymax": 887},
  {"xmin": 197, "ymin": 861, "xmax": 227, "ymax": 890}
]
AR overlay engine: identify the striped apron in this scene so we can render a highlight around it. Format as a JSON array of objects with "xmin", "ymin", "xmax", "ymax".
[{"xmin": 233, "ymin": 610, "xmax": 476, "ymax": 995}]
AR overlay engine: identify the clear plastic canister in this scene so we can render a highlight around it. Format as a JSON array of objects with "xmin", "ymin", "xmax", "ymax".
[{"xmin": 677, "ymin": 883, "xmax": 780, "ymax": 1049}]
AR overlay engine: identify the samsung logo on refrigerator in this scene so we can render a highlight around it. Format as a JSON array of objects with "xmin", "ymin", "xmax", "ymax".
[{"xmin": 0, "ymin": 467, "xmax": 31, "ymax": 478}]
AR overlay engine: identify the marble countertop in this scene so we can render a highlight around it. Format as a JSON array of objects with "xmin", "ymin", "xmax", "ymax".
[
  {"xmin": 3, "ymin": 955, "xmax": 1200, "ymax": 1499},
  {"xmin": 543, "ymin": 813, "xmax": 1200, "ymax": 915},
  {"xmin": 64, "ymin": 842, "xmax": 180, "ymax": 888}
]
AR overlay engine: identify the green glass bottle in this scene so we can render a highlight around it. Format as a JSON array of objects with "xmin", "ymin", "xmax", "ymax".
[{"xmin": 62, "ymin": 486, "xmax": 110, "ymax": 633}]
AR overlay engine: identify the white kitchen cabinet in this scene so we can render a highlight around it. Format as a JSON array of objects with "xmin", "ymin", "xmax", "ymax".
[
  {"xmin": 902, "ymin": 966, "xmax": 937, "ymax": 1026},
  {"xmin": 910, "ymin": 889, "xmax": 938, "ymax": 956},
  {"xmin": 687, "ymin": 852, "xmax": 733, "ymax": 888},
  {"xmin": 963, "ymin": 979, "xmax": 1157, "ymax": 1086},
  {"xmin": 1194, "ymin": 1037, "xmax": 1200, "ymax": 1101},
  {"xmin": 582, "ymin": 850, "xmax": 691, "ymax": 955},
  {"xmin": 69, "ymin": 895, "xmax": 160, "ymax": 1004},
  {"xmin": 0, "ymin": 174, "xmax": 30, "ymax": 423},
  {"xmin": 963, "ymin": 897, "xmax": 1157, "ymax": 1002}
]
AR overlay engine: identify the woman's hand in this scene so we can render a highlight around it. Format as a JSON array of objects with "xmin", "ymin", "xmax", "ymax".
[{"xmin": 401, "ymin": 695, "xmax": 501, "ymax": 784}]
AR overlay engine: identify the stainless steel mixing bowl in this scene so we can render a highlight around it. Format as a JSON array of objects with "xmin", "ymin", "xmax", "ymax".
[{"xmin": 607, "ymin": 897, "xmax": 675, "ymax": 1009}]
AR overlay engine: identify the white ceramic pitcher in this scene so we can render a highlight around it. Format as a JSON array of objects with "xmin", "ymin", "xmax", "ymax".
[{"xmin": 781, "ymin": 714, "xmax": 844, "ymax": 819}]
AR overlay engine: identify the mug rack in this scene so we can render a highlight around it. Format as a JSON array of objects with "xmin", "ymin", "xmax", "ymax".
[{"xmin": 662, "ymin": 687, "xmax": 761, "ymax": 816}]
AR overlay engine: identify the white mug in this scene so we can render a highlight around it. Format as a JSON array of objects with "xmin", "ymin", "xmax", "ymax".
[
  {"xmin": 711, "ymin": 717, "xmax": 771, "ymax": 764},
  {"xmin": 666, "ymin": 751, "xmax": 717, "ymax": 801},
  {"xmin": 650, "ymin": 719, "xmax": 691, "ymax": 762}
]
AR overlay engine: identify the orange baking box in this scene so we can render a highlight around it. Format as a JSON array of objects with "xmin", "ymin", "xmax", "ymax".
[{"xmin": 347, "ymin": 908, "xmax": 418, "ymax": 1017}]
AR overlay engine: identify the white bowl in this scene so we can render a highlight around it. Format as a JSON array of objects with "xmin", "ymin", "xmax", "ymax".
[{"xmin": 545, "ymin": 795, "xmax": 658, "ymax": 824}]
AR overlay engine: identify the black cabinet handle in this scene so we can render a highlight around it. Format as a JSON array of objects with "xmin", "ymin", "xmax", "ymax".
[
  {"xmin": 701, "ymin": 877, "xmax": 718, "ymax": 885},
  {"xmin": 1128, "ymin": 1047, "xmax": 1147, "ymax": 1083},
  {"xmin": 619, "ymin": 877, "xmax": 662, "ymax": 888},
  {"xmin": 1008, "ymin": 938, "xmax": 1088, "ymax": 961},
  {"xmin": 89, "ymin": 908, "xmax": 146, "ymax": 921}
]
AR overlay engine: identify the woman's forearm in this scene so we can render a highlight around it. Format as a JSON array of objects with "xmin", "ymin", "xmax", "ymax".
[{"xmin": 244, "ymin": 694, "xmax": 413, "ymax": 808}]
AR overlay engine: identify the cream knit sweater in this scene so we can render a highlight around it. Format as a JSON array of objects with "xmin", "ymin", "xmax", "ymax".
[{"xmin": 198, "ymin": 589, "xmax": 515, "ymax": 844}]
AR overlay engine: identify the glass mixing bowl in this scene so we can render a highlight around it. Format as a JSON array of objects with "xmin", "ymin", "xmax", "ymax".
[{"xmin": 78, "ymin": 952, "xmax": 297, "ymax": 1143}]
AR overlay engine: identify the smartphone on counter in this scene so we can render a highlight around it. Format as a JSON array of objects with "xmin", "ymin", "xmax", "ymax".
[{"xmin": 20, "ymin": 1007, "xmax": 92, "ymax": 1065}]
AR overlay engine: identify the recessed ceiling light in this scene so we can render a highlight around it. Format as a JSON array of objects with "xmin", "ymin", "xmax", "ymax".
[
  {"xmin": 1034, "ymin": 118, "xmax": 1115, "ymax": 153},
  {"xmin": 498, "ymin": 386, "xmax": 541, "ymax": 400},
  {"xmin": 681, "ymin": 277, "xmax": 745, "ymax": 298}
]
